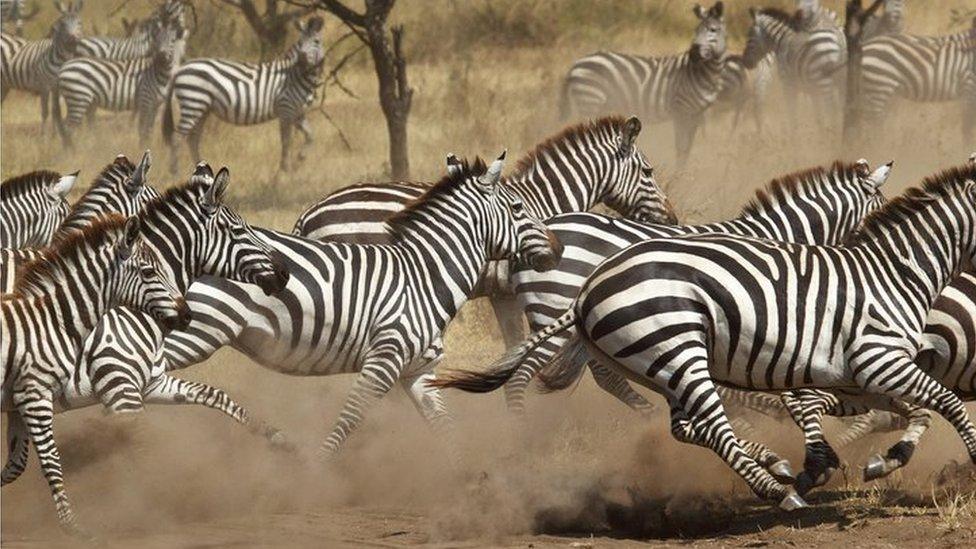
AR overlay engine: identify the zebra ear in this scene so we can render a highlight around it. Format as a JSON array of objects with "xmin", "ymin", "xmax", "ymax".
[
  {"xmin": 477, "ymin": 151, "xmax": 506, "ymax": 194},
  {"xmin": 866, "ymin": 161, "xmax": 893, "ymax": 189},
  {"xmin": 710, "ymin": 1, "xmax": 723, "ymax": 19},
  {"xmin": 968, "ymin": 152, "xmax": 975, "ymax": 166},
  {"xmin": 620, "ymin": 116, "xmax": 642, "ymax": 154},
  {"xmin": 202, "ymin": 167, "xmax": 230, "ymax": 212},
  {"xmin": 127, "ymin": 150, "xmax": 151, "ymax": 193},
  {"xmin": 748, "ymin": 6, "xmax": 757, "ymax": 19},
  {"xmin": 54, "ymin": 1, "xmax": 67, "ymax": 14},
  {"xmin": 445, "ymin": 153, "xmax": 462, "ymax": 177},
  {"xmin": 118, "ymin": 217, "xmax": 142, "ymax": 261},
  {"xmin": 693, "ymin": 4, "xmax": 706, "ymax": 19},
  {"xmin": 49, "ymin": 171, "xmax": 78, "ymax": 199}
]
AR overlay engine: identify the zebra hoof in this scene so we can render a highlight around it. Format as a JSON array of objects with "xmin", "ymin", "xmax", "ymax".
[
  {"xmin": 779, "ymin": 489, "xmax": 809, "ymax": 512},
  {"xmin": 863, "ymin": 454, "xmax": 896, "ymax": 481},
  {"xmin": 769, "ymin": 460, "xmax": 796, "ymax": 484}
]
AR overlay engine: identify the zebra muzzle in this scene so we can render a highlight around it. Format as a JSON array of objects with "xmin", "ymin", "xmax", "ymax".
[{"xmin": 162, "ymin": 299, "xmax": 192, "ymax": 330}]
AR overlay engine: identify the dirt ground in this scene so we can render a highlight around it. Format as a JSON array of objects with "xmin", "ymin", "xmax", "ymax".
[{"xmin": 2, "ymin": 350, "xmax": 975, "ymax": 548}]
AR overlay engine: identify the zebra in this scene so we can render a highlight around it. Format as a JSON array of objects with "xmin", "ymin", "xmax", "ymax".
[
  {"xmin": 560, "ymin": 2, "xmax": 727, "ymax": 166},
  {"xmin": 432, "ymin": 160, "xmax": 892, "ymax": 431},
  {"xmin": 0, "ymin": 151, "xmax": 157, "ymax": 293},
  {"xmin": 0, "ymin": 1, "xmax": 82, "ymax": 131},
  {"xmin": 292, "ymin": 116, "xmax": 676, "ymax": 347},
  {"xmin": 54, "ymin": 19, "xmax": 184, "ymax": 148},
  {"xmin": 859, "ymin": 30, "xmax": 976, "ymax": 144},
  {"xmin": 741, "ymin": 7, "xmax": 846, "ymax": 128},
  {"xmin": 712, "ymin": 52, "xmax": 774, "ymax": 134},
  {"xmin": 1, "ymin": 214, "xmax": 190, "ymax": 535},
  {"xmin": 0, "ymin": 0, "xmax": 39, "ymax": 36},
  {"xmin": 163, "ymin": 16, "xmax": 324, "ymax": 173},
  {"xmin": 1, "ymin": 169, "xmax": 77, "ymax": 248},
  {"xmin": 1, "ymin": 165, "xmax": 292, "ymax": 502},
  {"xmin": 462, "ymin": 163, "xmax": 976, "ymax": 511},
  {"xmin": 77, "ymin": 0, "xmax": 186, "ymax": 60},
  {"xmin": 156, "ymin": 154, "xmax": 562, "ymax": 457}
]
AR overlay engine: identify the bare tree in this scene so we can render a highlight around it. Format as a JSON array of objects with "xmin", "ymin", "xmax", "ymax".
[
  {"xmin": 841, "ymin": 0, "xmax": 885, "ymax": 147},
  {"xmin": 313, "ymin": 0, "xmax": 412, "ymax": 179},
  {"xmin": 215, "ymin": 0, "xmax": 315, "ymax": 58}
]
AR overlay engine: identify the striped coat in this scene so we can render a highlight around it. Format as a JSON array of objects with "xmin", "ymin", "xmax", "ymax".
[{"xmin": 0, "ymin": 170, "xmax": 77, "ymax": 248}]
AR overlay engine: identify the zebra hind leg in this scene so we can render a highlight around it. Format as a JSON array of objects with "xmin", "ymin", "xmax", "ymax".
[
  {"xmin": 501, "ymin": 330, "xmax": 568, "ymax": 416},
  {"xmin": 1, "ymin": 411, "xmax": 31, "ymax": 486},
  {"xmin": 856, "ymin": 401, "xmax": 930, "ymax": 482},
  {"xmin": 589, "ymin": 362, "xmax": 657, "ymax": 418},
  {"xmin": 729, "ymin": 416, "xmax": 796, "ymax": 484},
  {"xmin": 142, "ymin": 374, "xmax": 294, "ymax": 451}
]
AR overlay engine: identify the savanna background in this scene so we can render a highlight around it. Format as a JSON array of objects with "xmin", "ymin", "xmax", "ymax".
[{"xmin": 2, "ymin": 0, "xmax": 975, "ymax": 546}]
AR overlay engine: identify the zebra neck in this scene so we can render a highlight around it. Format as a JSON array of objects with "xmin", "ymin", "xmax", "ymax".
[
  {"xmin": 41, "ymin": 276, "xmax": 109, "ymax": 344},
  {"xmin": 397, "ymin": 233, "xmax": 486, "ymax": 322},
  {"xmin": 505, "ymin": 156, "xmax": 608, "ymax": 220}
]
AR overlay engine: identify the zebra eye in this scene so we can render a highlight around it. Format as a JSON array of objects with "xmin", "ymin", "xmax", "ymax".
[{"xmin": 140, "ymin": 265, "xmax": 155, "ymax": 277}]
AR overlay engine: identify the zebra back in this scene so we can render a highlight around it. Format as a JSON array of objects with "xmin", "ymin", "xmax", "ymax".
[
  {"xmin": 2, "ymin": 2, "xmax": 81, "ymax": 93},
  {"xmin": 0, "ymin": 170, "xmax": 77, "ymax": 248}
]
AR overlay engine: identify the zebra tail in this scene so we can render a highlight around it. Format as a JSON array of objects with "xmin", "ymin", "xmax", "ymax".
[
  {"xmin": 537, "ymin": 330, "xmax": 590, "ymax": 393},
  {"xmin": 428, "ymin": 309, "xmax": 578, "ymax": 393},
  {"xmin": 162, "ymin": 84, "xmax": 175, "ymax": 146}
]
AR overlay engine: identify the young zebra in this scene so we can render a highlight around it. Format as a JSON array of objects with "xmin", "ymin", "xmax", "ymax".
[
  {"xmin": 741, "ymin": 7, "xmax": 846, "ymax": 128},
  {"xmin": 860, "ymin": 30, "xmax": 976, "ymax": 144},
  {"xmin": 158, "ymin": 154, "xmax": 562, "ymax": 457},
  {"xmin": 77, "ymin": 0, "xmax": 185, "ymax": 60},
  {"xmin": 433, "ymin": 160, "xmax": 892, "ymax": 428},
  {"xmin": 163, "ymin": 16, "xmax": 324, "ymax": 173},
  {"xmin": 491, "ymin": 164, "xmax": 976, "ymax": 510},
  {"xmin": 1, "ymin": 166, "xmax": 291, "ymax": 497},
  {"xmin": 1, "ymin": 215, "xmax": 190, "ymax": 535},
  {"xmin": 0, "ymin": 169, "xmax": 77, "ymax": 248},
  {"xmin": 0, "ymin": 2, "xmax": 82, "ymax": 130},
  {"xmin": 292, "ymin": 116, "xmax": 676, "ymax": 347},
  {"xmin": 0, "ymin": 152, "xmax": 157, "ymax": 292},
  {"xmin": 55, "ymin": 20, "xmax": 184, "ymax": 147},
  {"xmin": 560, "ymin": 2, "xmax": 726, "ymax": 166}
]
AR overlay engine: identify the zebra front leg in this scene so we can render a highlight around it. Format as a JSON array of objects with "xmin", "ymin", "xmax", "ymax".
[
  {"xmin": 319, "ymin": 344, "xmax": 402, "ymax": 458},
  {"xmin": 142, "ymin": 375, "xmax": 293, "ymax": 451},
  {"xmin": 12, "ymin": 388, "xmax": 87, "ymax": 537},
  {"xmin": 781, "ymin": 389, "xmax": 841, "ymax": 496},
  {"xmin": 39, "ymin": 90, "xmax": 49, "ymax": 136},
  {"xmin": 855, "ymin": 354, "xmax": 976, "ymax": 472},
  {"xmin": 673, "ymin": 113, "xmax": 702, "ymax": 168},
  {"xmin": 278, "ymin": 119, "xmax": 293, "ymax": 172},
  {"xmin": 589, "ymin": 363, "xmax": 657, "ymax": 418},
  {"xmin": 1, "ymin": 411, "xmax": 31, "ymax": 486},
  {"xmin": 296, "ymin": 117, "xmax": 313, "ymax": 165}
]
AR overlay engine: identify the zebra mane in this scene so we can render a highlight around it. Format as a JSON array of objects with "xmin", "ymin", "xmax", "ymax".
[
  {"xmin": 386, "ymin": 157, "xmax": 488, "ymax": 240},
  {"xmin": 62, "ymin": 156, "xmax": 136, "ymax": 219},
  {"xmin": 852, "ymin": 162, "xmax": 976, "ymax": 243},
  {"xmin": 757, "ymin": 7, "xmax": 803, "ymax": 31},
  {"xmin": 1, "ymin": 170, "xmax": 61, "ymax": 200},
  {"xmin": 740, "ymin": 161, "xmax": 860, "ymax": 218},
  {"xmin": 139, "ymin": 175, "xmax": 206, "ymax": 218},
  {"xmin": 511, "ymin": 116, "xmax": 629, "ymax": 177},
  {"xmin": 12, "ymin": 214, "xmax": 128, "ymax": 297}
]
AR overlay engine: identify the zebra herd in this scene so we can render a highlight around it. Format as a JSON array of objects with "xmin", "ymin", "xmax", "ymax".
[{"xmin": 2, "ymin": 0, "xmax": 976, "ymax": 541}]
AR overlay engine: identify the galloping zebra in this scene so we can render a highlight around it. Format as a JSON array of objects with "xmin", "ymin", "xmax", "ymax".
[
  {"xmin": 0, "ymin": 1, "xmax": 81, "ymax": 129},
  {"xmin": 0, "ymin": 169, "xmax": 77, "ymax": 248},
  {"xmin": 467, "ymin": 164, "xmax": 976, "ymax": 510},
  {"xmin": 432, "ymin": 160, "xmax": 892, "ymax": 428},
  {"xmin": 0, "ymin": 0, "xmax": 38, "ymax": 36},
  {"xmin": 163, "ymin": 16, "xmax": 324, "ymax": 173},
  {"xmin": 860, "ymin": 30, "xmax": 976, "ymax": 143},
  {"xmin": 742, "ymin": 7, "xmax": 846, "ymax": 127},
  {"xmin": 293, "ymin": 116, "xmax": 676, "ymax": 347},
  {"xmin": 2, "ymin": 165, "xmax": 292, "ymax": 497},
  {"xmin": 157, "ymin": 155, "xmax": 561, "ymax": 457},
  {"xmin": 77, "ymin": 0, "xmax": 185, "ymax": 60},
  {"xmin": 0, "ymin": 152, "xmax": 157, "ymax": 292},
  {"xmin": 560, "ymin": 2, "xmax": 726, "ymax": 165},
  {"xmin": 1, "ymin": 215, "xmax": 189, "ymax": 535},
  {"xmin": 55, "ymin": 20, "xmax": 184, "ymax": 147}
]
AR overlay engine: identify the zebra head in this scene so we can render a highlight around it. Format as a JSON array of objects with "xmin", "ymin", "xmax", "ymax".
[
  {"xmin": 691, "ymin": 2, "xmax": 726, "ymax": 63},
  {"xmin": 149, "ymin": 17, "xmax": 182, "ymax": 71},
  {"xmin": 52, "ymin": 1, "xmax": 83, "ymax": 55},
  {"xmin": 124, "ymin": 150, "xmax": 156, "ymax": 206},
  {"xmin": 112, "ymin": 217, "xmax": 191, "ymax": 331},
  {"xmin": 295, "ymin": 16, "xmax": 325, "ymax": 79},
  {"xmin": 481, "ymin": 152, "xmax": 563, "ymax": 272},
  {"xmin": 193, "ymin": 166, "xmax": 290, "ymax": 296},
  {"xmin": 604, "ymin": 116, "xmax": 677, "ymax": 225},
  {"xmin": 743, "ymin": 8, "xmax": 791, "ymax": 69}
]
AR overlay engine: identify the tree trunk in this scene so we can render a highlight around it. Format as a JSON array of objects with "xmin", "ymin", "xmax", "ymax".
[{"xmin": 364, "ymin": 21, "xmax": 411, "ymax": 179}]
